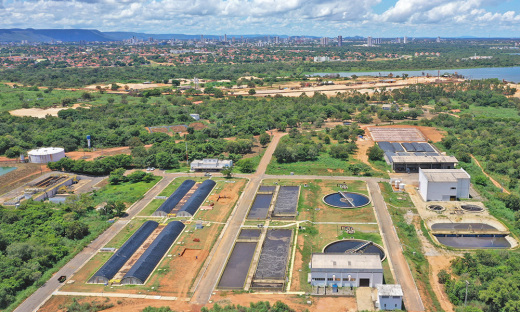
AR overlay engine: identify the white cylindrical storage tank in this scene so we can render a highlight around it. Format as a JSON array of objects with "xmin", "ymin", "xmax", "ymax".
[
  {"xmin": 394, "ymin": 180, "xmax": 400, "ymax": 188},
  {"xmin": 28, "ymin": 147, "xmax": 66, "ymax": 164},
  {"xmin": 399, "ymin": 183, "xmax": 405, "ymax": 191}
]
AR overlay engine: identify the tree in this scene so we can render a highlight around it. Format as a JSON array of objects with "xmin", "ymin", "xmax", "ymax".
[
  {"xmin": 474, "ymin": 175, "xmax": 488, "ymax": 186},
  {"xmin": 109, "ymin": 168, "xmax": 127, "ymax": 185},
  {"xmin": 367, "ymin": 145, "xmax": 384, "ymax": 161},
  {"xmin": 155, "ymin": 152, "xmax": 179, "ymax": 169},
  {"xmin": 259, "ymin": 133, "xmax": 271, "ymax": 146},
  {"xmin": 64, "ymin": 221, "xmax": 89, "ymax": 240},
  {"xmin": 237, "ymin": 158, "xmax": 255, "ymax": 173},
  {"xmin": 248, "ymin": 88, "xmax": 256, "ymax": 95},
  {"xmin": 221, "ymin": 167, "xmax": 233, "ymax": 178},
  {"xmin": 111, "ymin": 83, "xmax": 120, "ymax": 91},
  {"xmin": 329, "ymin": 144, "xmax": 350, "ymax": 160}
]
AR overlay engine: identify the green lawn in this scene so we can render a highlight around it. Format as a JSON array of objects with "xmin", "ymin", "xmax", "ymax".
[
  {"xmin": 138, "ymin": 198, "xmax": 165, "ymax": 216},
  {"xmin": 458, "ymin": 104, "xmax": 520, "ymax": 119},
  {"xmin": 266, "ymin": 153, "xmax": 384, "ymax": 177},
  {"xmin": 91, "ymin": 175, "xmax": 161, "ymax": 207},
  {"xmin": 379, "ymin": 182, "xmax": 414, "ymax": 208}
]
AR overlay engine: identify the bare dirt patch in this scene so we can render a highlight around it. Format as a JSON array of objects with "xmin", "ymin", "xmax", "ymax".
[
  {"xmin": 38, "ymin": 296, "xmax": 196, "ymax": 312},
  {"xmin": 65, "ymin": 145, "xmax": 146, "ymax": 161},
  {"xmin": 189, "ymin": 122, "xmax": 207, "ymax": 131},
  {"xmin": 428, "ymin": 255, "xmax": 455, "ymax": 312},
  {"xmin": 354, "ymin": 136, "xmax": 380, "ymax": 172},
  {"xmin": 211, "ymin": 292, "xmax": 356, "ymax": 312},
  {"xmin": 9, "ymin": 103, "xmax": 87, "ymax": 118}
]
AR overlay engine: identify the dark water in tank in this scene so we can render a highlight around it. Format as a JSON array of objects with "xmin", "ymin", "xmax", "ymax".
[
  {"xmin": 435, "ymin": 236, "xmax": 511, "ymax": 248},
  {"xmin": 323, "ymin": 192, "xmax": 370, "ymax": 208},
  {"xmin": 323, "ymin": 240, "xmax": 385, "ymax": 260},
  {"xmin": 247, "ymin": 194, "xmax": 273, "ymax": 219}
]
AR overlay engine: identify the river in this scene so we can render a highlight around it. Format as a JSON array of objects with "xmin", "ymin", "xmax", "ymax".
[{"xmin": 309, "ymin": 66, "xmax": 520, "ymax": 83}]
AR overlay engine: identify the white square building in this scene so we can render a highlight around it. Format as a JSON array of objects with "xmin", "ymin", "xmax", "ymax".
[
  {"xmin": 376, "ymin": 284, "xmax": 403, "ymax": 310},
  {"xmin": 419, "ymin": 168, "xmax": 470, "ymax": 201}
]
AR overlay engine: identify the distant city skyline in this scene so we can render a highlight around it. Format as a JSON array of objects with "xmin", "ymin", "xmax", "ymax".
[{"xmin": 0, "ymin": 0, "xmax": 519, "ymax": 37}]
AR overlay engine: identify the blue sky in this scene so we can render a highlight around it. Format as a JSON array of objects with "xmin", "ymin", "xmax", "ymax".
[{"xmin": 0, "ymin": 0, "xmax": 519, "ymax": 37}]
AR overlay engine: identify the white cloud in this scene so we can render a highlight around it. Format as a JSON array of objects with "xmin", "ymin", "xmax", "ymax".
[{"xmin": 0, "ymin": 0, "xmax": 518, "ymax": 36}]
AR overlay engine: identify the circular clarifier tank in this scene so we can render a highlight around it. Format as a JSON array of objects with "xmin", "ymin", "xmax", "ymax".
[
  {"xmin": 322, "ymin": 192, "xmax": 370, "ymax": 208},
  {"xmin": 323, "ymin": 239, "xmax": 386, "ymax": 261},
  {"xmin": 428, "ymin": 205, "xmax": 445, "ymax": 212},
  {"xmin": 460, "ymin": 204, "xmax": 484, "ymax": 212}
]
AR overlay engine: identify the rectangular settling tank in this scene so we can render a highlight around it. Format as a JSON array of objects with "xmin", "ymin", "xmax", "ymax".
[
  {"xmin": 218, "ymin": 242, "xmax": 257, "ymax": 289},
  {"xmin": 273, "ymin": 186, "xmax": 300, "ymax": 217},
  {"xmin": 253, "ymin": 229, "xmax": 292, "ymax": 281},
  {"xmin": 246, "ymin": 194, "xmax": 273, "ymax": 219}
]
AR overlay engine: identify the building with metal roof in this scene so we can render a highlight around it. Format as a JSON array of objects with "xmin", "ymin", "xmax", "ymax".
[
  {"xmin": 391, "ymin": 155, "xmax": 458, "ymax": 173},
  {"xmin": 152, "ymin": 179, "xmax": 195, "ymax": 216},
  {"xmin": 121, "ymin": 221, "xmax": 185, "ymax": 285},
  {"xmin": 376, "ymin": 284, "xmax": 403, "ymax": 310},
  {"xmin": 190, "ymin": 159, "xmax": 232, "ymax": 171},
  {"xmin": 176, "ymin": 179, "xmax": 216, "ymax": 217},
  {"xmin": 309, "ymin": 253, "xmax": 383, "ymax": 288},
  {"xmin": 419, "ymin": 168, "xmax": 470, "ymax": 201},
  {"xmin": 88, "ymin": 221, "xmax": 158, "ymax": 284}
]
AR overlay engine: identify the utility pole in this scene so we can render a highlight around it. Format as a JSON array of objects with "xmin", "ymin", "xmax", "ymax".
[
  {"xmin": 464, "ymin": 280, "xmax": 469, "ymax": 307},
  {"xmin": 185, "ymin": 140, "xmax": 189, "ymax": 165}
]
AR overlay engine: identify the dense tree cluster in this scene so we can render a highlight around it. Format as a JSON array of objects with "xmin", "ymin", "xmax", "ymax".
[
  {"xmin": 442, "ymin": 251, "xmax": 520, "ymax": 312},
  {"xmin": 0, "ymin": 198, "xmax": 104, "ymax": 308}
]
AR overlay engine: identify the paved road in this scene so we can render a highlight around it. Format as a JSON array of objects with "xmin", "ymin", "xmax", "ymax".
[
  {"xmin": 14, "ymin": 175, "xmax": 175, "ymax": 312},
  {"xmin": 191, "ymin": 132, "xmax": 285, "ymax": 304},
  {"xmin": 367, "ymin": 180, "xmax": 425, "ymax": 312}
]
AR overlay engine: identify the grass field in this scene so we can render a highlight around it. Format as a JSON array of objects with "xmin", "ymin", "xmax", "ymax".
[
  {"xmin": 458, "ymin": 104, "xmax": 520, "ymax": 119},
  {"xmin": 0, "ymin": 84, "xmax": 141, "ymax": 112},
  {"xmin": 266, "ymin": 153, "xmax": 384, "ymax": 177},
  {"xmin": 379, "ymin": 182, "xmax": 415, "ymax": 208},
  {"xmin": 104, "ymin": 219, "xmax": 147, "ymax": 249},
  {"xmin": 138, "ymin": 199, "xmax": 165, "ymax": 216},
  {"xmin": 91, "ymin": 175, "xmax": 161, "ymax": 207}
]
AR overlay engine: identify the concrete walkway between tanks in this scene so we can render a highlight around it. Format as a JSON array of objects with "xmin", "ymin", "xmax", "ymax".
[{"xmin": 53, "ymin": 291, "xmax": 180, "ymax": 301}]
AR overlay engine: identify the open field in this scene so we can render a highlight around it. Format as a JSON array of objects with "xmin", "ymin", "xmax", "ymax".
[
  {"xmin": 38, "ymin": 293, "xmax": 358, "ymax": 312},
  {"xmin": 91, "ymin": 175, "xmax": 162, "ymax": 207},
  {"xmin": 266, "ymin": 153, "xmax": 383, "ymax": 177},
  {"xmin": 9, "ymin": 103, "xmax": 88, "ymax": 118},
  {"xmin": 457, "ymin": 104, "xmax": 520, "ymax": 119}
]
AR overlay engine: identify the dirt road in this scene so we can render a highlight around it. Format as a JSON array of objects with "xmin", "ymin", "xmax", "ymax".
[
  {"xmin": 14, "ymin": 175, "xmax": 174, "ymax": 312},
  {"xmin": 191, "ymin": 132, "xmax": 286, "ymax": 304},
  {"xmin": 471, "ymin": 155, "xmax": 510, "ymax": 194}
]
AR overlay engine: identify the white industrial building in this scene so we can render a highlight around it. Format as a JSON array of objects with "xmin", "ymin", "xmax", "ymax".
[
  {"xmin": 419, "ymin": 168, "xmax": 471, "ymax": 201},
  {"xmin": 28, "ymin": 147, "xmax": 66, "ymax": 163},
  {"xmin": 309, "ymin": 254, "xmax": 383, "ymax": 288},
  {"xmin": 376, "ymin": 284, "xmax": 403, "ymax": 310},
  {"xmin": 190, "ymin": 159, "xmax": 233, "ymax": 171}
]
